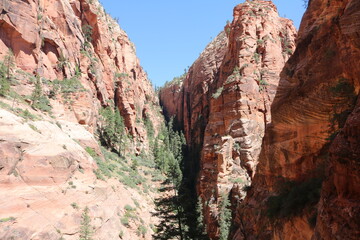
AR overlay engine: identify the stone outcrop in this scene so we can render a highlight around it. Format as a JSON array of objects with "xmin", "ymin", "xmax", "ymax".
[
  {"xmin": 0, "ymin": 0, "xmax": 163, "ymax": 239},
  {"xmin": 0, "ymin": 0, "xmax": 162, "ymax": 144},
  {"xmin": 232, "ymin": 0, "xmax": 360, "ymax": 239},
  {"xmin": 0, "ymin": 106, "xmax": 159, "ymax": 240},
  {"xmin": 160, "ymin": 1, "xmax": 297, "ymax": 238}
]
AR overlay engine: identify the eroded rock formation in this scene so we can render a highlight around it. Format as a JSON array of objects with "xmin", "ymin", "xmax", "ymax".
[
  {"xmin": 160, "ymin": 1, "xmax": 297, "ymax": 238},
  {"xmin": 233, "ymin": 0, "xmax": 360, "ymax": 239},
  {"xmin": 0, "ymin": 0, "xmax": 161, "ymax": 143},
  {"xmin": 0, "ymin": 109, "xmax": 158, "ymax": 240},
  {"xmin": 0, "ymin": 0, "xmax": 163, "ymax": 239}
]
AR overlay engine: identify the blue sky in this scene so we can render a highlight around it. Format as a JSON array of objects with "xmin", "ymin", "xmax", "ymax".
[{"xmin": 100, "ymin": 0, "xmax": 306, "ymax": 87}]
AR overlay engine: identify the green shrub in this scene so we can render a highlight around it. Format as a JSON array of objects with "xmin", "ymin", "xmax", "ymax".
[
  {"xmin": 28, "ymin": 124, "xmax": 41, "ymax": 133},
  {"xmin": 133, "ymin": 152, "xmax": 155, "ymax": 168},
  {"xmin": 57, "ymin": 54, "xmax": 68, "ymax": 71},
  {"xmin": 151, "ymin": 170, "xmax": 166, "ymax": 182},
  {"xmin": 0, "ymin": 69, "xmax": 10, "ymax": 97},
  {"xmin": 266, "ymin": 178, "xmax": 323, "ymax": 219},
  {"xmin": 259, "ymin": 78, "xmax": 268, "ymax": 86},
  {"xmin": 120, "ymin": 216, "xmax": 129, "ymax": 227},
  {"xmin": 212, "ymin": 87, "xmax": 224, "ymax": 99},
  {"xmin": 219, "ymin": 194, "xmax": 231, "ymax": 240},
  {"xmin": 254, "ymin": 53, "xmax": 260, "ymax": 63},
  {"xmin": 131, "ymin": 158, "xmax": 139, "ymax": 170},
  {"xmin": 226, "ymin": 66, "xmax": 241, "ymax": 84},
  {"xmin": 17, "ymin": 109, "xmax": 37, "ymax": 121},
  {"xmin": 120, "ymin": 173, "xmax": 144, "ymax": 189},
  {"xmin": 233, "ymin": 142, "xmax": 241, "ymax": 152},
  {"xmin": 119, "ymin": 165, "xmax": 131, "ymax": 173},
  {"xmin": 119, "ymin": 175, "xmax": 136, "ymax": 189},
  {"xmin": 327, "ymin": 78, "xmax": 356, "ymax": 139},
  {"xmin": 85, "ymin": 147, "xmax": 97, "ymax": 158},
  {"xmin": 0, "ymin": 51, "xmax": 14, "ymax": 97},
  {"xmin": 32, "ymin": 95, "xmax": 52, "ymax": 112},
  {"xmin": 133, "ymin": 199, "xmax": 140, "ymax": 208},
  {"xmin": 144, "ymin": 117, "xmax": 154, "ymax": 139},
  {"xmin": 0, "ymin": 101, "xmax": 11, "ymax": 110},
  {"xmin": 93, "ymin": 169, "xmax": 105, "ymax": 181},
  {"xmin": 114, "ymin": 72, "xmax": 128, "ymax": 85},
  {"xmin": 79, "ymin": 207, "xmax": 94, "ymax": 240},
  {"xmin": 95, "ymin": 158, "xmax": 112, "ymax": 178},
  {"xmin": 71, "ymin": 202, "xmax": 79, "ymax": 209},
  {"xmin": 82, "ymin": 24, "xmax": 93, "ymax": 46},
  {"xmin": 124, "ymin": 204, "xmax": 134, "ymax": 211},
  {"xmin": 0, "ymin": 217, "xmax": 15, "ymax": 223},
  {"xmin": 137, "ymin": 225, "xmax": 147, "ymax": 237},
  {"xmin": 98, "ymin": 107, "xmax": 128, "ymax": 155},
  {"xmin": 124, "ymin": 209, "xmax": 137, "ymax": 220},
  {"xmin": 257, "ymin": 39, "xmax": 264, "ymax": 45},
  {"xmin": 30, "ymin": 76, "xmax": 52, "ymax": 113},
  {"xmin": 53, "ymin": 77, "xmax": 85, "ymax": 95},
  {"xmin": 230, "ymin": 178, "xmax": 243, "ymax": 184},
  {"xmin": 163, "ymin": 72, "xmax": 186, "ymax": 88},
  {"xmin": 330, "ymin": 78, "xmax": 354, "ymax": 95}
]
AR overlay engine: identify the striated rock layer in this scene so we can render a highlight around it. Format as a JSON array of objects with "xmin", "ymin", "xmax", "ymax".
[
  {"xmin": 0, "ymin": 0, "xmax": 162, "ymax": 144},
  {"xmin": 0, "ymin": 108, "xmax": 158, "ymax": 240},
  {"xmin": 160, "ymin": 1, "xmax": 296, "ymax": 238},
  {"xmin": 0, "ymin": 0, "xmax": 163, "ymax": 239},
  {"xmin": 233, "ymin": 0, "xmax": 360, "ymax": 239}
]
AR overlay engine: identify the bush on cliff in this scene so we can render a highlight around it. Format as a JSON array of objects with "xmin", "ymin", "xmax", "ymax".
[
  {"xmin": 98, "ymin": 107, "xmax": 128, "ymax": 155},
  {"xmin": 0, "ymin": 50, "xmax": 14, "ymax": 97},
  {"xmin": 266, "ymin": 177, "xmax": 323, "ymax": 219}
]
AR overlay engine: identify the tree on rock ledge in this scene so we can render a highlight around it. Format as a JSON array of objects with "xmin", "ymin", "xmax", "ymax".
[{"xmin": 79, "ymin": 207, "xmax": 94, "ymax": 240}]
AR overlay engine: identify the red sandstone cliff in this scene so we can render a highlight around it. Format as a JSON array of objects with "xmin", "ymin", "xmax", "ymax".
[
  {"xmin": 160, "ymin": 1, "xmax": 297, "ymax": 238},
  {"xmin": 0, "ymin": 0, "xmax": 161, "ymax": 143},
  {"xmin": 232, "ymin": 0, "xmax": 360, "ymax": 239},
  {"xmin": 0, "ymin": 0, "xmax": 163, "ymax": 239}
]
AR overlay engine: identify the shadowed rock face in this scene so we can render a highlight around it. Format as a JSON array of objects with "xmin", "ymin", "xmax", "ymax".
[
  {"xmin": 160, "ymin": 1, "xmax": 297, "ymax": 238},
  {"xmin": 233, "ymin": 0, "xmax": 360, "ymax": 239},
  {"xmin": 0, "ymin": 0, "xmax": 162, "ymax": 143}
]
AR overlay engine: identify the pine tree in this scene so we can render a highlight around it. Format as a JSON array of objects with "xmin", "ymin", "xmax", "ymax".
[
  {"xmin": 196, "ymin": 196, "xmax": 206, "ymax": 235},
  {"xmin": 0, "ymin": 50, "xmax": 14, "ymax": 96},
  {"xmin": 219, "ymin": 194, "xmax": 232, "ymax": 240},
  {"xmin": 4, "ymin": 50, "xmax": 14, "ymax": 82},
  {"xmin": 31, "ymin": 76, "xmax": 42, "ymax": 103},
  {"xmin": 98, "ymin": 107, "xmax": 127, "ymax": 155},
  {"xmin": 79, "ymin": 207, "xmax": 93, "ymax": 240},
  {"xmin": 167, "ymin": 152, "xmax": 182, "ymax": 188},
  {"xmin": 114, "ymin": 108, "xmax": 126, "ymax": 154},
  {"xmin": 31, "ymin": 76, "xmax": 52, "ymax": 112},
  {"xmin": 152, "ymin": 118, "xmax": 188, "ymax": 240},
  {"xmin": 0, "ymin": 62, "xmax": 10, "ymax": 96}
]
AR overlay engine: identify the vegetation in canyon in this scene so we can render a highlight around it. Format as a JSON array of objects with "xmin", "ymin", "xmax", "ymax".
[{"xmin": 1, "ymin": 0, "xmax": 360, "ymax": 240}]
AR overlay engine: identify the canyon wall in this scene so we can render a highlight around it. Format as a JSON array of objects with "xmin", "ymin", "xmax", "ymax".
[
  {"xmin": 0, "ymin": 0, "xmax": 163, "ymax": 239},
  {"xmin": 233, "ymin": 0, "xmax": 360, "ymax": 239},
  {"xmin": 160, "ymin": 1, "xmax": 296, "ymax": 238},
  {"xmin": 0, "ymin": 0, "xmax": 162, "ymax": 144}
]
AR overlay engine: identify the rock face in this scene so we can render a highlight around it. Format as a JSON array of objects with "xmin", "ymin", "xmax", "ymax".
[
  {"xmin": 0, "ymin": 0, "xmax": 163, "ymax": 239},
  {"xmin": 160, "ymin": 1, "xmax": 296, "ymax": 238},
  {"xmin": 0, "ymin": 106, "xmax": 159, "ymax": 240},
  {"xmin": 0, "ymin": 0, "xmax": 161, "ymax": 143},
  {"xmin": 232, "ymin": 0, "xmax": 360, "ymax": 239}
]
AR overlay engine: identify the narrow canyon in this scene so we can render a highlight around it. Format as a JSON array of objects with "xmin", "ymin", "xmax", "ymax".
[{"xmin": 0, "ymin": 0, "xmax": 359, "ymax": 240}]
